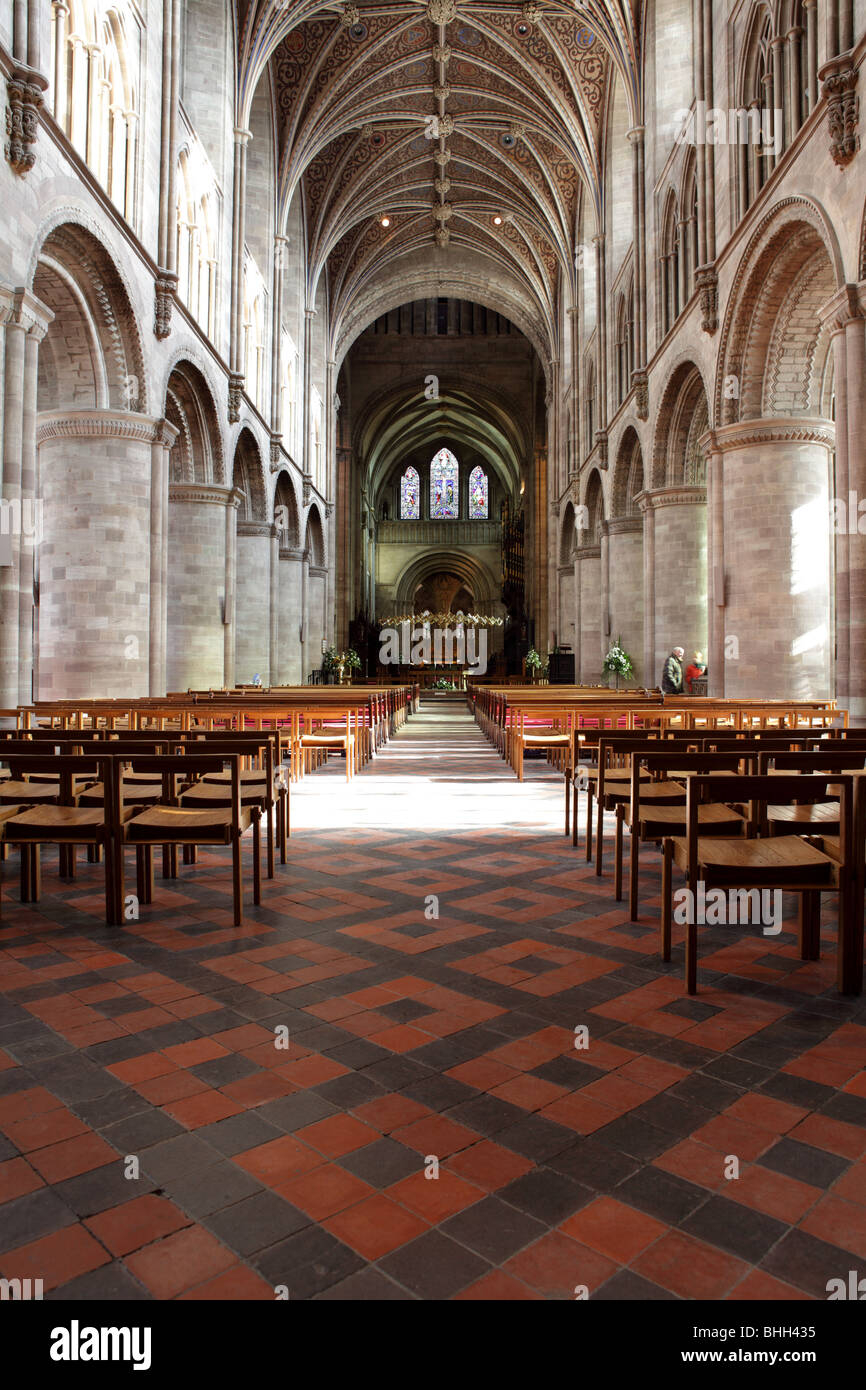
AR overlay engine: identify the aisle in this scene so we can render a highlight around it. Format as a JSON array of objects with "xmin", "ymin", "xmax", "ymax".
[{"xmin": 291, "ymin": 692, "xmax": 565, "ymax": 831}]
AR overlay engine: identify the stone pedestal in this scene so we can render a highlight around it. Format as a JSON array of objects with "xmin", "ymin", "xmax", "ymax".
[
  {"xmin": 701, "ymin": 421, "xmax": 834, "ymax": 699},
  {"xmin": 638, "ymin": 486, "xmax": 707, "ymax": 690},
  {"xmin": 577, "ymin": 546, "xmax": 601, "ymax": 684},
  {"xmin": 166, "ymin": 483, "xmax": 232, "ymax": 691},
  {"xmin": 35, "ymin": 411, "xmax": 167, "ymax": 699},
  {"xmin": 236, "ymin": 520, "xmax": 272, "ymax": 685},
  {"xmin": 606, "ymin": 516, "xmax": 644, "ymax": 685},
  {"xmin": 277, "ymin": 547, "xmax": 303, "ymax": 684}
]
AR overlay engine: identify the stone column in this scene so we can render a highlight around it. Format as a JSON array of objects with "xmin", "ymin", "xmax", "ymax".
[
  {"xmin": 228, "ymin": 128, "xmax": 251, "ymax": 417},
  {"xmin": 787, "ymin": 24, "xmax": 803, "ymax": 137},
  {"xmin": 301, "ymin": 307, "xmax": 315, "ymax": 495},
  {"xmin": 35, "ymin": 411, "xmax": 168, "ymax": 698},
  {"xmin": 701, "ymin": 421, "xmax": 834, "ymax": 700},
  {"xmin": 165, "ymin": 483, "xmax": 231, "ymax": 690},
  {"xmin": 277, "ymin": 546, "xmax": 304, "ymax": 684},
  {"xmin": 818, "ymin": 289, "xmax": 854, "ymax": 704},
  {"xmin": 803, "ymin": 0, "xmax": 818, "ymax": 113},
  {"xmin": 300, "ymin": 546, "xmax": 310, "ymax": 681},
  {"xmin": 638, "ymin": 487, "xmax": 707, "ymax": 690},
  {"xmin": 149, "ymin": 418, "xmax": 178, "ymax": 696},
  {"xmin": 606, "ymin": 516, "xmax": 643, "ymax": 685},
  {"xmin": 0, "ymin": 289, "xmax": 51, "ymax": 708},
  {"xmin": 627, "ymin": 127, "xmax": 647, "ymax": 415},
  {"xmin": 309, "ymin": 564, "xmax": 327, "ymax": 675},
  {"xmin": 154, "ymin": 0, "xmax": 180, "ymax": 337},
  {"xmin": 576, "ymin": 543, "xmax": 601, "ymax": 683},
  {"xmin": 844, "ymin": 293, "xmax": 866, "ymax": 717},
  {"xmin": 236, "ymin": 519, "xmax": 272, "ymax": 684},
  {"xmin": 558, "ymin": 563, "xmax": 576, "ymax": 654},
  {"xmin": 269, "ymin": 526, "xmax": 279, "ymax": 684},
  {"xmin": 224, "ymin": 492, "xmax": 238, "ymax": 687},
  {"xmin": 703, "ymin": 438, "xmax": 726, "ymax": 697},
  {"xmin": 593, "ymin": 235, "xmax": 607, "ymax": 430}
]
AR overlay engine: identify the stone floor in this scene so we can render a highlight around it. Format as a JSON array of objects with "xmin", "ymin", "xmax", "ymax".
[{"xmin": 0, "ymin": 697, "xmax": 864, "ymax": 1300}]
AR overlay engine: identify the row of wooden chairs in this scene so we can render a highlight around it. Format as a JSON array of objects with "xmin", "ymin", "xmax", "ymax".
[
  {"xmin": 565, "ymin": 729, "xmax": 866, "ymax": 996},
  {"xmin": 0, "ymin": 735, "xmax": 285, "ymax": 926}
]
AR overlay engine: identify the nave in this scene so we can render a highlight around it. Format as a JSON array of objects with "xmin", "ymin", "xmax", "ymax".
[{"xmin": 0, "ymin": 697, "xmax": 863, "ymax": 1301}]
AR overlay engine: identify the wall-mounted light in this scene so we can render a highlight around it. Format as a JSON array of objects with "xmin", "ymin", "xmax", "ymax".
[
  {"xmin": 492, "ymin": 215, "xmax": 502, "ymax": 226},
  {"xmin": 380, "ymin": 216, "xmax": 391, "ymax": 228},
  {"xmin": 519, "ymin": 479, "xmax": 525, "ymax": 495}
]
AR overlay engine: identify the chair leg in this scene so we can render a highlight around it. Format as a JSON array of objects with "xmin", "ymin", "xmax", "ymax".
[
  {"xmin": 253, "ymin": 809, "xmax": 262, "ymax": 906},
  {"xmin": 280, "ymin": 785, "xmax": 288, "ymax": 855},
  {"xmin": 564, "ymin": 769, "xmax": 570, "ymax": 836},
  {"xmin": 614, "ymin": 806, "xmax": 624, "ymax": 901},
  {"xmin": 572, "ymin": 781, "xmax": 578, "ymax": 848},
  {"xmin": 686, "ymin": 910, "xmax": 699, "ymax": 995},
  {"xmin": 595, "ymin": 796, "xmax": 604, "ymax": 876},
  {"xmin": 266, "ymin": 800, "xmax": 274, "ymax": 878},
  {"xmin": 661, "ymin": 837, "xmax": 673, "ymax": 962},
  {"xmin": 585, "ymin": 786, "xmax": 593, "ymax": 861},
  {"xmin": 837, "ymin": 870, "xmax": 864, "ymax": 995},
  {"xmin": 232, "ymin": 833, "xmax": 243, "ymax": 927},
  {"xmin": 629, "ymin": 830, "xmax": 640, "ymax": 921},
  {"xmin": 798, "ymin": 890, "xmax": 821, "ymax": 962},
  {"xmin": 30, "ymin": 845, "xmax": 41, "ymax": 902}
]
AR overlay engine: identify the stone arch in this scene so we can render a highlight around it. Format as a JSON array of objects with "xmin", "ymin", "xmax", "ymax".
[
  {"xmin": 392, "ymin": 550, "xmax": 498, "ymax": 612},
  {"xmin": 164, "ymin": 360, "xmax": 223, "ymax": 485},
  {"xmin": 304, "ymin": 503, "xmax": 326, "ymax": 567},
  {"xmin": 559, "ymin": 501, "xmax": 576, "ymax": 564},
  {"xmin": 232, "ymin": 427, "xmax": 268, "ymax": 521},
  {"xmin": 611, "ymin": 427, "xmax": 644, "ymax": 516},
  {"xmin": 274, "ymin": 469, "xmax": 301, "ymax": 549},
  {"xmin": 652, "ymin": 361, "xmax": 710, "ymax": 488},
  {"xmin": 581, "ymin": 468, "xmax": 605, "ymax": 545},
  {"xmin": 33, "ymin": 220, "xmax": 146, "ymax": 412},
  {"xmin": 714, "ymin": 198, "xmax": 842, "ymax": 425}
]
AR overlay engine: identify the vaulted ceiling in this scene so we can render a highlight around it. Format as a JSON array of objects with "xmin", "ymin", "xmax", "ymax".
[{"xmin": 234, "ymin": 1, "xmax": 645, "ymax": 360}]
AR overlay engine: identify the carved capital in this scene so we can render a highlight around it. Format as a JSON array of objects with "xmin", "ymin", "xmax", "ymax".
[
  {"xmin": 595, "ymin": 429, "xmax": 608, "ymax": 469},
  {"xmin": 303, "ymin": 475, "xmax": 312, "ymax": 507},
  {"xmin": 819, "ymin": 58, "xmax": 860, "ymax": 167},
  {"xmin": 695, "ymin": 264, "xmax": 718, "ymax": 335},
  {"xmin": 270, "ymin": 437, "xmax": 283, "ymax": 472},
  {"xmin": 153, "ymin": 273, "xmax": 177, "ymax": 340}
]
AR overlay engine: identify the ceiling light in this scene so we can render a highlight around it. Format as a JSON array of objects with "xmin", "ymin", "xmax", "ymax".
[
  {"xmin": 493, "ymin": 215, "xmax": 502, "ymax": 226},
  {"xmin": 380, "ymin": 216, "xmax": 390, "ymax": 228}
]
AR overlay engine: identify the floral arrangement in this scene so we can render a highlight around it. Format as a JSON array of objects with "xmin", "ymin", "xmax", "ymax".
[
  {"xmin": 602, "ymin": 638, "xmax": 634, "ymax": 684},
  {"xmin": 432, "ymin": 678, "xmax": 457, "ymax": 690},
  {"xmin": 525, "ymin": 648, "xmax": 545, "ymax": 672},
  {"xmin": 323, "ymin": 647, "xmax": 361, "ymax": 679},
  {"xmin": 381, "ymin": 610, "xmax": 504, "ymax": 628}
]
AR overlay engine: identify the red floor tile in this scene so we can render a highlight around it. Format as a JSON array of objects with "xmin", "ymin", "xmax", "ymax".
[
  {"xmin": 27, "ymin": 1132, "xmax": 117, "ymax": 1184},
  {"xmin": 125, "ymin": 1226, "xmax": 237, "ymax": 1298},
  {"xmin": 0, "ymin": 1223, "xmax": 110, "ymax": 1291},
  {"xmin": 296, "ymin": 1114, "xmax": 379, "ymax": 1158},
  {"xmin": 323, "ymin": 1194, "xmax": 429, "ymax": 1260},
  {"xmin": 560, "ymin": 1196, "xmax": 668, "ymax": 1263},
  {"xmin": 386, "ymin": 1170, "xmax": 484, "ymax": 1222},
  {"xmin": 504, "ymin": 1231, "xmax": 617, "ymax": 1298},
  {"xmin": 85, "ymin": 1194, "xmax": 191, "ymax": 1256},
  {"xmin": 276, "ymin": 1163, "xmax": 375, "ymax": 1220},
  {"xmin": 632, "ymin": 1230, "xmax": 749, "ymax": 1299}
]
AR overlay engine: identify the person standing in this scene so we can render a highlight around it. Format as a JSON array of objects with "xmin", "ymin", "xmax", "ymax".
[
  {"xmin": 684, "ymin": 650, "xmax": 706, "ymax": 693},
  {"xmin": 661, "ymin": 646, "xmax": 685, "ymax": 694}
]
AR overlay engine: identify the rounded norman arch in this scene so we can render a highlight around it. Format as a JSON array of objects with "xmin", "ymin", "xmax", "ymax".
[
  {"xmin": 164, "ymin": 360, "xmax": 224, "ymax": 486},
  {"xmin": 611, "ymin": 426, "xmax": 644, "ymax": 516},
  {"xmin": 304, "ymin": 503, "xmax": 326, "ymax": 567},
  {"xmin": 393, "ymin": 549, "xmax": 499, "ymax": 611},
  {"xmin": 232, "ymin": 427, "xmax": 268, "ymax": 521},
  {"xmin": 714, "ymin": 197, "xmax": 842, "ymax": 425},
  {"xmin": 33, "ymin": 220, "xmax": 146, "ymax": 413},
  {"xmin": 651, "ymin": 362, "xmax": 709, "ymax": 489}
]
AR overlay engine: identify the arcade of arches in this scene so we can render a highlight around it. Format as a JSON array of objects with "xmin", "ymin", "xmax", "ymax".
[
  {"xmin": 2, "ymin": 0, "xmax": 866, "ymax": 1313},
  {"xmin": 1, "ymin": 0, "xmax": 864, "ymax": 710}
]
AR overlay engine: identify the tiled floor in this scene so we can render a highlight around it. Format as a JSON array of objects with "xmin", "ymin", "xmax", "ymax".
[{"xmin": 0, "ymin": 698, "xmax": 864, "ymax": 1300}]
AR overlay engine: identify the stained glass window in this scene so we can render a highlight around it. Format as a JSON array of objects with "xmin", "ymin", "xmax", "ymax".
[
  {"xmin": 400, "ymin": 466, "xmax": 420, "ymax": 519},
  {"xmin": 430, "ymin": 448, "xmax": 459, "ymax": 519},
  {"xmin": 468, "ymin": 465, "xmax": 488, "ymax": 519}
]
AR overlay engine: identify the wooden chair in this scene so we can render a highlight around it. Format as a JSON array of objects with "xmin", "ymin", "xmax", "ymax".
[
  {"xmin": 115, "ymin": 753, "xmax": 261, "ymax": 927},
  {"xmin": 178, "ymin": 736, "xmax": 282, "ymax": 876},
  {"xmin": 293, "ymin": 708, "xmax": 356, "ymax": 782},
  {"xmin": 1, "ymin": 754, "xmax": 123, "ymax": 920},
  {"xmin": 661, "ymin": 774, "xmax": 856, "ymax": 994},
  {"xmin": 624, "ymin": 750, "xmax": 750, "ymax": 917}
]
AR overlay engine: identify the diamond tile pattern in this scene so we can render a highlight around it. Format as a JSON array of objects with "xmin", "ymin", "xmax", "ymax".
[{"xmin": 0, "ymin": 698, "xmax": 864, "ymax": 1300}]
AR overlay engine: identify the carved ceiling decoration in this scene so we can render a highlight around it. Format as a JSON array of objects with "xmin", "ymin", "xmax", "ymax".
[{"xmin": 242, "ymin": 1, "xmax": 645, "ymax": 358}]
